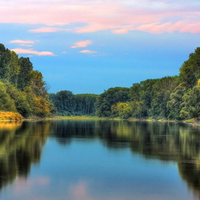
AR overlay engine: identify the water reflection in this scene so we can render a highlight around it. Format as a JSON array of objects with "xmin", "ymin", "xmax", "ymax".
[
  {"xmin": 0, "ymin": 120, "xmax": 200, "ymax": 199},
  {"xmin": 49, "ymin": 120, "xmax": 200, "ymax": 198},
  {"xmin": 0, "ymin": 121, "xmax": 51, "ymax": 190}
]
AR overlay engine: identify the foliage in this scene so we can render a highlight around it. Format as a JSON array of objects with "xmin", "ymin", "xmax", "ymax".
[
  {"xmin": 5, "ymin": 83, "xmax": 32, "ymax": 117},
  {"xmin": 0, "ymin": 44, "xmax": 52, "ymax": 118},
  {"xmin": 2, "ymin": 43, "xmax": 200, "ymax": 120},
  {"xmin": 0, "ymin": 82, "xmax": 16, "ymax": 112},
  {"xmin": 180, "ymin": 85, "xmax": 200, "ymax": 119},
  {"xmin": 49, "ymin": 91, "xmax": 97, "ymax": 116},
  {"xmin": 167, "ymin": 83, "xmax": 186, "ymax": 120},
  {"xmin": 179, "ymin": 47, "xmax": 200, "ymax": 89},
  {"xmin": 0, "ymin": 111, "xmax": 23, "ymax": 121},
  {"xmin": 95, "ymin": 87, "xmax": 130, "ymax": 117}
]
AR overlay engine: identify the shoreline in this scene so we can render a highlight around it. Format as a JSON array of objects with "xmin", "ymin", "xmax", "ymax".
[{"xmin": 1, "ymin": 113, "xmax": 200, "ymax": 126}]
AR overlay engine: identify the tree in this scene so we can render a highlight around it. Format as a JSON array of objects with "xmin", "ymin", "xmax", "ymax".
[
  {"xmin": 167, "ymin": 83, "xmax": 186, "ymax": 120},
  {"xmin": 0, "ymin": 45, "xmax": 10, "ymax": 81},
  {"xmin": 129, "ymin": 83, "xmax": 142, "ymax": 101},
  {"xmin": 30, "ymin": 70, "xmax": 47, "ymax": 97},
  {"xmin": 17, "ymin": 57, "xmax": 33, "ymax": 90},
  {"xmin": 150, "ymin": 76, "xmax": 178, "ymax": 119},
  {"xmin": 5, "ymin": 83, "xmax": 31, "ymax": 117},
  {"xmin": 179, "ymin": 47, "xmax": 200, "ymax": 88},
  {"xmin": 0, "ymin": 82, "xmax": 16, "ymax": 112},
  {"xmin": 95, "ymin": 87, "xmax": 130, "ymax": 117},
  {"xmin": 55, "ymin": 90, "xmax": 74, "ymax": 115},
  {"xmin": 180, "ymin": 85, "xmax": 200, "ymax": 119},
  {"xmin": 7, "ymin": 51, "xmax": 20, "ymax": 86},
  {"xmin": 32, "ymin": 97, "xmax": 51, "ymax": 118}
]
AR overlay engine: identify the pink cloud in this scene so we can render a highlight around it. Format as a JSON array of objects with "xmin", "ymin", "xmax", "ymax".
[
  {"xmin": 0, "ymin": 0, "xmax": 199, "ymax": 34},
  {"xmin": 13, "ymin": 176, "xmax": 50, "ymax": 195},
  {"xmin": 11, "ymin": 48, "xmax": 55, "ymax": 56},
  {"xmin": 179, "ymin": 21, "xmax": 200, "ymax": 34},
  {"xmin": 71, "ymin": 40, "xmax": 92, "ymax": 48},
  {"xmin": 10, "ymin": 40, "xmax": 35, "ymax": 44},
  {"xmin": 29, "ymin": 27, "xmax": 62, "ymax": 33},
  {"xmin": 111, "ymin": 25, "xmax": 134, "ymax": 34},
  {"xmin": 68, "ymin": 181, "xmax": 124, "ymax": 200},
  {"xmin": 79, "ymin": 50, "xmax": 97, "ymax": 54},
  {"xmin": 135, "ymin": 22, "xmax": 172, "ymax": 34},
  {"xmin": 112, "ymin": 29, "xmax": 129, "ymax": 34}
]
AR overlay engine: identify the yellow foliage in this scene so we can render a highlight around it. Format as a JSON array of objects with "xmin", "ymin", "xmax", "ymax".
[
  {"xmin": 0, "ymin": 121, "xmax": 22, "ymax": 129},
  {"xmin": 198, "ymin": 79, "xmax": 200, "ymax": 86},
  {"xmin": 33, "ymin": 97, "xmax": 50, "ymax": 118},
  {"xmin": 0, "ymin": 111, "xmax": 24, "ymax": 121}
]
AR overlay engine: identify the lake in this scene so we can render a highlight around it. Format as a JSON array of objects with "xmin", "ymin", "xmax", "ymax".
[{"xmin": 0, "ymin": 120, "xmax": 200, "ymax": 200}]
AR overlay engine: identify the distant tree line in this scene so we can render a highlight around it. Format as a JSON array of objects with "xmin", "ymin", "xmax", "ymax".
[
  {"xmin": 49, "ymin": 91, "xmax": 97, "ymax": 116},
  {"xmin": 0, "ymin": 43, "xmax": 53, "ymax": 118},
  {"xmin": 50, "ymin": 47, "xmax": 200, "ymax": 120}
]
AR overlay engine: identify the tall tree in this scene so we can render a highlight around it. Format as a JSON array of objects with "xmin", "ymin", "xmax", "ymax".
[
  {"xmin": 17, "ymin": 57, "xmax": 33, "ymax": 90},
  {"xmin": 180, "ymin": 84, "xmax": 200, "ymax": 120},
  {"xmin": 179, "ymin": 47, "xmax": 200, "ymax": 88},
  {"xmin": 30, "ymin": 70, "xmax": 47, "ymax": 97},
  {"xmin": 167, "ymin": 83, "xmax": 186, "ymax": 119},
  {"xmin": 7, "ymin": 51, "xmax": 20, "ymax": 86},
  {"xmin": 0, "ymin": 45, "xmax": 10, "ymax": 81}
]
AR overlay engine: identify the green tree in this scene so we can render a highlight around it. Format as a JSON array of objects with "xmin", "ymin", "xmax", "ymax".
[
  {"xmin": 17, "ymin": 57, "xmax": 33, "ymax": 90},
  {"xmin": 150, "ymin": 76, "xmax": 178, "ymax": 119},
  {"xmin": 180, "ymin": 85, "xmax": 200, "ymax": 119},
  {"xmin": 0, "ymin": 45, "xmax": 10, "ymax": 81},
  {"xmin": 30, "ymin": 70, "xmax": 47, "ymax": 97},
  {"xmin": 179, "ymin": 47, "xmax": 200, "ymax": 88},
  {"xmin": 0, "ymin": 82, "xmax": 16, "ymax": 112},
  {"xmin": 95, "ymin": 87, "xmax": 130, "ymax": 117},
  {"xmin": 167, "ymin": 83, "xmax": 186, "ymax": 120},
  {"xmin": 7, "ymin": 51, "xmax": 20, "ymax": 86},
  {"xmin": 129, "ymin": 83, "xmax": 142, "ymax": 101},
  {"xmin": 55, "ymin": 90, "xmax": 74, "ymax": 115},
  {"xmin": 5, "ymin": 83, "xmax": 31, "ymax": 117}
]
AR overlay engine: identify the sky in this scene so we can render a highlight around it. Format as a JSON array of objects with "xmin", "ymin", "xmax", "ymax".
[{"xmin": 1, "ymin": 0, "xmax": 200, "ymax": 94}]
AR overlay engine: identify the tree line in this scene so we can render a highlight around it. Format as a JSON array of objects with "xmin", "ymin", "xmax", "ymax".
[
  {"xmin": 49, "ymin": 91, "xmax": 97, "ymax": 116},
  {"xmin": 1, "ymin": 43, "xmax": 200, "ymax": 120},
  {"xmin": 0, "ymin": 43, "xmax": 53, "ymax": 118},
  {"xmin": 95, "ymin": 47, "xmax": 200, "ymax": 120},
  {"xmin": 52, "ymin": 47, "xmax": 200, "ymax": 120}
]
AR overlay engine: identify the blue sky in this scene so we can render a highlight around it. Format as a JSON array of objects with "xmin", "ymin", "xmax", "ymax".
[{"xmin": 1, "ymin": 0, "xmax": 200, "ymax": 94}]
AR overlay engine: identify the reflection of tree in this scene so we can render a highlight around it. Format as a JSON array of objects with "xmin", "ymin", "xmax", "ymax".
[
  {"xmin": 2, "ymin": 119, "xmax": 200, "ymax": 197},
  {"xmin": 50, "ymin": 120, "xmax": 200, "ymax": 197},
  {"xmin": 178, "ymin": 162, "xmax": 200, "ymax": 198},
  {"xmin": 0, "ymin": 121, "xmax": 50, "ymax": 190}
]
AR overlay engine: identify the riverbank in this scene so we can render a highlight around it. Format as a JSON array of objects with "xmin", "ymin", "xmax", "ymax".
[
  {"xmin": 3, "ymin": 113, "xmax": 199, "ymax": 126},
  {"xmin": 46, "ymin": 115, "xmax": 200, "ymax": 126}
]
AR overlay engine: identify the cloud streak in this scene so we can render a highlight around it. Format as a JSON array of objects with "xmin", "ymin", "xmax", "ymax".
[
  {"xmin": 71, "ymin": 40, "xmax": 92, "ymax": 48},
  {"xmin": 11, "ymin": 48, "xmax": 55, "ymax": 56},
  {"xmin": 79, "ymin": 50, "xmax": 97, "ymax": 54},
  {"xmin": 10, "ymin": 40, "xmax": 35, "ymax": 44},
  {"xmin": 29, "ymin": 27, "xmax": 63, "ymax": 33},
  {"xmin": 0, "ymin": 0, "xmax": 199, "ymax": 34}
]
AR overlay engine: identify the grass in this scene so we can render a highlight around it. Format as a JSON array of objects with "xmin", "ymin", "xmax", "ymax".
[{"xmin": 46, "ymin": 115, "xmax": 122, "ymax": 121}]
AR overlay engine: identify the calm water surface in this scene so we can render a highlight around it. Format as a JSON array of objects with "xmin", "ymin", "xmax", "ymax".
[{"xmin": 0, "ymin": 120, "xmax": 200, "ymax": 200}]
